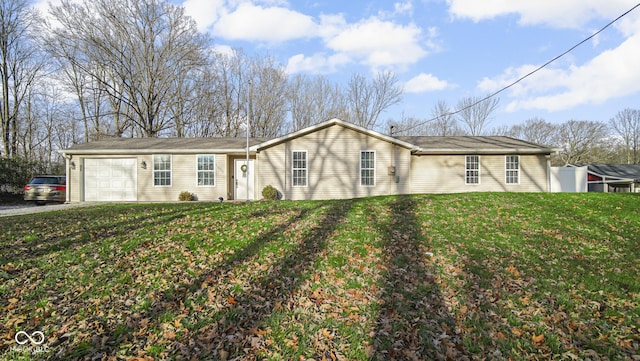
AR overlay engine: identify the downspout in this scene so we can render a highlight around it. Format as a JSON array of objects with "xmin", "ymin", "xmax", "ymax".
[
  {"xmin": 389, "ymin": 125, "xmax": 396, "ymax": 196},
  {"xmin": 63, "ymin": 153, "xmax": 71, "ymax": 203},
  {"xmin": 546, "ymin": 154, "xmax": 551, "ymax": 192}
]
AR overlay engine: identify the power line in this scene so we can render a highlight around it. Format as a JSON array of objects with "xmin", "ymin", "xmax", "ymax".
[{"xmin": 399, "ymin": 2, "xmax": 640, "ymax": 134}]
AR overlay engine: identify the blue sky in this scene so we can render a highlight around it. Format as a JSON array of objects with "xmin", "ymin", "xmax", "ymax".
[
  {"xmin": 37, "ymin": 0, "xmax": 640, "ymax": 129},
  {"xmin": 178, "ymin": 0, "xmax": 640, "ymax": 129}
]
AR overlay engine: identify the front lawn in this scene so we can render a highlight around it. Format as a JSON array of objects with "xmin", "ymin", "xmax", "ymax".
[{"xmin": 0, "ymin": 193, "xmax": 638, "ymax": 360}]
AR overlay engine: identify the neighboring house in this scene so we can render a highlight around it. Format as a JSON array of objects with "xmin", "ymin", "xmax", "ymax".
[
  {"xmin": 59, "ymin": 118, "xmax": 558, "ymax": 202},
  {"xmin": 580, "ymin": 164, "xmax": 640, "ymax": 192}
]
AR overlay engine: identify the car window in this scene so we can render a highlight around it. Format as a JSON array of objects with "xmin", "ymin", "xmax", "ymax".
[{"xmin": 30, "ymin": 177, "xmax": 62, "ymax": 185}]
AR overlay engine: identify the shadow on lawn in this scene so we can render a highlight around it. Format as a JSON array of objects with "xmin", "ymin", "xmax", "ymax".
[
  {"xmin": 0, "ymin": 203, "xmax": 219, "ymax": 264},
  {"xmin": 194, "ymin": 199, "xmax": 355, "ymax": 358},
  {"xmin": 369, "ymin": 195, "xmax": 469, "ymax": 360},
  {"xmin": 55, "ymin": 200, "xmax": 356, "ymax": 360},
  {"xmin": 0, "ymin": 203, "xmax": 300, "ymax": 359}
]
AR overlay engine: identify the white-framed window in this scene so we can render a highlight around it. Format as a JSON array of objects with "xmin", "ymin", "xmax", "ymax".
[
  {"xmin": 360, "ymin": 151, "xmax": 375, "ymax": 186},
  {"xmin": 153, "ymin": 154, "xmax": 171, "ymax": 186},
  {"xmin": 197, "ymin": 155, "xmax": 215, "ymax": 186},
  {"xmin": 292, "ymin": 151, "xmax": 307, "ymax": 187},
  {"xmin": 505, "ymin": 155, "xmax": 520, "ymax": 184},
  {"xmin": 465, "ymin": 155, "xmax": 480, "ymax": 185}
]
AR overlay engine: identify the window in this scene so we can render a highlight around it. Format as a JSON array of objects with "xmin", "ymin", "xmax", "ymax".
[
  {"xmin": 292, "ymin": 151, "xmax": 307, "ymax": 187},
  {"xmin": 153, "ymin": 154, "xmax": 171, "ymax": 186},
  {"xmin": 505, "ymin": 155, "xmax": 520, "ymax": 184},
  {"xmin": 465, "ymin": 155, "xmax": 480, "ymax": 185},
  {"xmin": 197, "ymin": 155, "xmax": 215, "ymax": 186},
  {"xmin": 361, "ymin": 151, "xmax": 375, "ymax": 186}
]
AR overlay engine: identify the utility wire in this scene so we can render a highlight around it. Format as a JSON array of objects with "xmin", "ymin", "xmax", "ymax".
[{"xmin": 399, "ymin": 2, "xmax": 640, "ymax": 134}]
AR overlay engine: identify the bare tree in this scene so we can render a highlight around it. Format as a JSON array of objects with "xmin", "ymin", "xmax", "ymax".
[
  {"xmin": 0, "ymin": 0, "xmax": 45, "ymax": 156},
  {"xmin": 246, "ymin": 55, "xmax": 288, "ymax": 137},
  {"xmin": 387, "ymin": 114, "xmax": 429, "ymax": 136},
  {"xmin": 430, "ymin": 100, "xmax": 462, "ymax": 136},
  {"xmin": 555, "ymin": 120, "xmax": 609, "ymax": 166},
  {"xmin": 456, "ymin": 96, "xmax": 500, "ymax": 136},
  {"xmin": 205, "ymin": 49, "xmax": 249, "ymax": 137},
  {"xmin": 506, "ymin": 117, "xmax": 558, "ymax": 146},
  {"xmin": 347, "ymin": 71, "xmax": 403, "ymax": 129},
  {"xmin": 610, "ymin": 108, "xmax": 640, "ymax": 164},
  {"xmin": 288, "ymin": 74, "xmax": 348, "ymax": 132},
  {"xmin": 47, "ymin": 0, "xmax": 209, "ymax": 138}
]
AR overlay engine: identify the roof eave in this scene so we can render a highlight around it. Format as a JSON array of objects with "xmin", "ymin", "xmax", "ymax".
[
  {"xmin": 412, "ymin": 148, "xmax": 556, "ymax": 155},
  {"xmin": 59, "ymin": 148, "xmax": 252, "ymax": 155}
]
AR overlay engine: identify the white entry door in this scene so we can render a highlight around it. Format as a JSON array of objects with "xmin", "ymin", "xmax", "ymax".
[{"xmin": 234, "ymin": 159, "xmax": 255, "ymax": 200}]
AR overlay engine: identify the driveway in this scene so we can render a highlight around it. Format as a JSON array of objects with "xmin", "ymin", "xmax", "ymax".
[{"xmin": 0, "ymin": 202, "xmax": 96, "ymax": 217}]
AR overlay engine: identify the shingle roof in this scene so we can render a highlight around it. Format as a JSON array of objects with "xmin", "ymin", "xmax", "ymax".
[
  {"xmin": 60, "ymin": 120, "xmax": 556, "ymax": 155},
  {"xmin": 584, "ymin": 164, "xmax": 640, "ymax": 180},
  {"xmin": 397, "ymin": 136, "xmax": 555, "ymax": 154},
  {"xmin": 62, "ymin": 137, "xmax": 270, "ymax": 154}
]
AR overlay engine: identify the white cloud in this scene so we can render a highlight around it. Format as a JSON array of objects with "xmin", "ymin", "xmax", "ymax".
[
  {"xmin": 181, "ymin": 0, "xmax": 226, "ymax": 32},
  {"xmin": 285, "ymin": 52, "xmax": 351, "ymax": 74},
  {"xmin": 32, "ymin": 0, "xmax": 54, "ymax": 15},
  {"xmin": 213, "ymin": 44, "xmax": 235, "ymax": 56},
  {"xmin": 212, "ymin": 2, "xmax": 318, "ymax": 42},
  {"xmin": 326, "ymin": 18, "xmax": 427, "ymax": 69},
  {"xmin": 405, "ymin": 73, "xmax": 451, "ymax": 93},
  {"xmin": 185, "ymin": 1, "xmax": 433, "ymax": 72},
  {"xmin": 446, "ymin": 0, "xmax": 639, "ymax": 29},
  {"xmin": 479, "ymin": 34, "xmax": 640, "ymax": 112},
  {"xmin": 394, "ymin": 1, "xmax": 414, "ymax": 15},
  {"xmin": 316, "ymin": 13, "xmax": 347, "ymax": 39}
]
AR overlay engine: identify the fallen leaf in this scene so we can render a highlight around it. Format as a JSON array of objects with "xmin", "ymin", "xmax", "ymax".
[
  {"xmin": 219, "ymin": 349, "xmax": 229, "ymax": 361},
  {"xmin": 532, "ymin": 333, "xmax": 544, "ymax": 344}
]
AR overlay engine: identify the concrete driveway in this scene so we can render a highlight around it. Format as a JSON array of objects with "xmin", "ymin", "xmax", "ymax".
[{"xmin": 0, "ymin": 202, "xmax": 96, "ymax": 217}]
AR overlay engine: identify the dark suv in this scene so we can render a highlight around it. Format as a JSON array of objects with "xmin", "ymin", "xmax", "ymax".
[{"xmin": 24, "ymin": 176, "xmax": 66, "ymax": 205}]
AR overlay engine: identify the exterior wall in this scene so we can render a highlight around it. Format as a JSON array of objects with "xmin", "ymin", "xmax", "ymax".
[
  {"xmin": 550, "ymin": 166, "xmax": 587, "ymax": 192},
  {"xmin": 69, "ymin": 154, "xmax": 227, "ymax": 202},
  {"xmin": 67, "ymin": 157, "xmax": 82, "ymax": 202},
  {"xmin": 257, "ymin": 125, "xmax": 412, "ymax": 200},
  {"xmin": 138, "ymin": 154, "xmax": 228, "ymax": 202},
  {"xmin": 410, "ymin": 154, "xmax": 549, "ymax": 193}
]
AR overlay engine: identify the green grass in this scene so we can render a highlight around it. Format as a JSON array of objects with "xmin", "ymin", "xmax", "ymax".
[{"xmin": 0, "ymin": 193, "xmax": 638, "ymax": 360}]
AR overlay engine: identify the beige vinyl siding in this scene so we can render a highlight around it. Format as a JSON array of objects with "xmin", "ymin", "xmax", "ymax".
[
  {"xmin": 68, "ymin": 159, "xmax": 82, "ymax": 202},
  {"xmin": 70, "ymin": 154, "xmax": 227, "ymax": 202},
  {"xmin": 141, "ymin": 154, "xmax": 227, "ymax": 201},
  {"xmin": 410, "ymin": 154, "xmax": 548, "ymax": 193},
  {"xmin": 257, "ymin": 125, "xmax": 411, "ymax": 200}
]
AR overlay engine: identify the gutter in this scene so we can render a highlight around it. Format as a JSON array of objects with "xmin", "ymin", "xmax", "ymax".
[
  {"xmin": 57, "ymin": 148, "xmax": 253, "ymax": 156},
  {"xmin": 412, "ymin": 148, "xmax": 558, "ymax": 155}
]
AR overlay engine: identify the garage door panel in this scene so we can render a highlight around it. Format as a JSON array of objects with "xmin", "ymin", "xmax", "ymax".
[{"xmin": 84, "ymin": 158, "xmax": 137, "ymax": 201}]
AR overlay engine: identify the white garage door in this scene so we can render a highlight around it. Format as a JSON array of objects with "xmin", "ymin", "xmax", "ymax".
[{"xmin": 84, "ymin": 158, "xmax": 137, "ymax": 201}]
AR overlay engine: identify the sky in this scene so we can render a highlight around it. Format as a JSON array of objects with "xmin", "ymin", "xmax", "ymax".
[{"xmin": 35, "ymin": 0, "xmax": 640, "ymax": 130}]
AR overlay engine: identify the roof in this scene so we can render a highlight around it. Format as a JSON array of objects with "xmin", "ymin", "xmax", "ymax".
[
  {"xmin": 398, "ymin": 136, "xmax": 557, "ymax": 155},
  {"xmin": 60, "ymin": 137, "xmax": 270, "ymax": 155},
  {"xmin": 253, "ymin": 118, "xmax": 417, "ymax": 151},
  {"xmin": 582, "ymin": 164, "xmax": 640, "ymax": 181},
  {"xmin": 60, "ymin": 119, "xmax": 556, "ymax": 156}
]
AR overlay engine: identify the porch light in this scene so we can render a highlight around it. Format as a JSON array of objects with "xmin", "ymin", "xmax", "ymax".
[
  {"xmin": 70, "ymin": 161, "xmax": 76, "ymax": 170},
  {"xmin": 141, "ymin": 160, "xmax": 147, "ymax": 169}
]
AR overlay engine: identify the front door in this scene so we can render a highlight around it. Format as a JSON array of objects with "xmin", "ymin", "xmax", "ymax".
[{"xmin": 234, "ymin": 159, "xmax": 255, "ymax": 200}]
